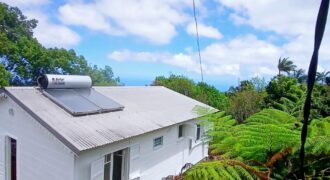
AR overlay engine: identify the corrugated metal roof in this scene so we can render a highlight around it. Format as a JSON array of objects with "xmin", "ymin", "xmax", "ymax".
[{"xmin": 3, "ymin": 86, "xmax": 213, "ymax": 153}]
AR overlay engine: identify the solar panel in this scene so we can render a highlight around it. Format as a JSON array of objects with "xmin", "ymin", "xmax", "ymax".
[
  {"xmin": 74, "ymin": 89, "xmax": 124, "ymax": 112},
  {"xmin": 43, "ymin": 88, "xmax": 124, "ymax": 116}
]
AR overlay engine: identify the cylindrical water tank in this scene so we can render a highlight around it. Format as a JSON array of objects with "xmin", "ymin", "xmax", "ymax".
[{"xmin": 37, "ymin": 74, "xmax": 92, "ymax": 89}]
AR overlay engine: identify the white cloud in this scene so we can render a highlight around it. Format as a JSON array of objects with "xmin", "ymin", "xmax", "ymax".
[
  {"xmin": 108, "ymin": 34, "xmax": 283, "ymax": 77},
  {"xmin": 218, "ymin": 0, "xmax": 318, "ymax": 37},
  {"xmin": 25, "ymin": 11, "xmax": 81, "ymax": 48},
  {"xmin": 109, "ymin": 50, "xmax": 202, "ymax": 74},
  {"xmin": 186, "ymin": 22, "xmax": 223, "ymax": 39},
  {"xmin": 58, "ymin": 3, "xmax": 117, "ymax": 34},
  {"xmin": 217, "ymin": 0, "xmax": 330, "ymax": 72},
  {"xmin": 202, "ymin": 35, "xmax": 281, "ymax": 66},
  {"xmin": 58, "ymin": 0, "xmax": 191, "ymax": 44}
]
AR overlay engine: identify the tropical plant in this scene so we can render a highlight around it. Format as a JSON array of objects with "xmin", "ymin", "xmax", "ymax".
[
  {"xmin": 277, "ymin": 57, "xmax": 297, "ymax": 76},
  {"xmin": 292, "ymin": 68, "xmax": 307, "ymax": 83},
  {"xmin": 183, "ymin": 159, "xmax": 262, "ymax": 180},
  {"xmin": 265, "ymin": 76, "xmax": 305, "ymax": 118},
  {"xmin": 316, "ymin": 70, "xmax": 330, "ymax": 84},
  {"xmin": 326, "ymin": 76, "xmax": 330, "ymax": 85},
  {"xmin": 264, "ymin": 76, "xmax": 329, "ymax": 119},
  {"xmin": 311, "ymin": 84, "xmax": 330, "ymax": 118},
  {"xmin": 183, "ymin": 109, "xmax": 330, "ymax": 179}
]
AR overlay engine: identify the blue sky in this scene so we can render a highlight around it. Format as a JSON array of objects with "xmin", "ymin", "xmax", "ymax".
[{"xmin": 3, "ymin": 0, "xmax": 330, "ymax": 91}]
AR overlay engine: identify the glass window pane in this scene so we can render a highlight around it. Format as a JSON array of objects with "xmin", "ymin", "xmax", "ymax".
[
  {"xmin": 74, "ymin": 89, "xmax": 124, "ymax": 112},
  {"xmin": 45, "ymin": 89, "xmax": 100, "ymax": 115},
  {"xmin": 196, "ymin": 124, "xmax": 201, "ymax": 140},
  {"xmin": 178, "ymin": 125, "xmax": 184, "ymax": 138}
]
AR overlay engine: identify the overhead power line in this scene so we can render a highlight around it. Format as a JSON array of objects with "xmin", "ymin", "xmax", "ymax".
[{"xmin": 193, "ymin": 0, "xmax": 204, "ymax": 82}]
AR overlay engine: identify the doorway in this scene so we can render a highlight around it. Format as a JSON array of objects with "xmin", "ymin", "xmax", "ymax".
[
  {"xmin": 103, "ymin": 149, "xmax": 129, "ymax": 180},
  {"xmin": 5, "ymin": 137, "xmax": 16, "ymax": 180}
]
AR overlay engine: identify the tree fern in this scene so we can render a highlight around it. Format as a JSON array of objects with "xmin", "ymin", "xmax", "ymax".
[
  {"xmin": 184, "ymin": 108, "xmax": 330, "ymax": 179},
  {"xmin": 183, "ymin": 160, "xmax": 260, "ymax": 180},
  {"xmin": 307, "ymin": 116, "xmax": 330, "ymax": 155},
  {"xmin": 209, "ymin": 109, "xmax": 301, "ymax": 162}
]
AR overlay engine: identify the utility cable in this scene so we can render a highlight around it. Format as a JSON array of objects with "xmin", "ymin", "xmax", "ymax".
[{"xmin": 193, "ymin": 0, "xmax": 204, "ymax": 82}]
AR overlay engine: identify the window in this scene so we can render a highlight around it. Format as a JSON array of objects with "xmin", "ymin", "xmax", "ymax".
[
  {"xmin": 196, "ymin": 124, "xmax": 201, "ymax": 141},
  {"xmin": 5, "ymin": 137, "xmax": 16, "ymax": 180},
  {"xmin": 178, "ymin": 125, "xmax": 184, "ymax": 138},
  {"xmin": 100, "ymin": 149, "xmax": 128, "ymax": 180},
  {"xmin": 104, "ymin": 154, "xmax": 112, "ymax": 180},
  {"xmin": 153, "ymin": 136, "xmax": 163, "ymax": 148}
]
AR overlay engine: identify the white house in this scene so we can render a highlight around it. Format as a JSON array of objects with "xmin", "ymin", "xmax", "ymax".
[{"xmin": 0, "ymin": 75, "xmax": 214, "ymax": 180}]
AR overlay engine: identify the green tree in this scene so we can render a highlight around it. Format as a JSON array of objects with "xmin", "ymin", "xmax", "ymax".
[
  {"xmin": 0, "ymin": 64, "xmax": 11, "ymax": 87},
  {"xmin": 0, "ymin": 2, "xmax": 119, "ymax": 86},
  {"xmin": 277, "ymin": 57, "xmax": 296, "ymax": 76},
  {"xmin": 227, "ymin": 80, "xmax": 254, "ymax": 95},
  {"xmin": 311, "ymin": 84, "xmax": 330, "ymax": 118},
  {"xmin": 89, "ymin": 65, "xmax": 120, "ymax": 86},
  {"xmin": 326, "ymin": 76, "xmax": 330, "ymax": 85},
  {"xmin": 292, "ymin": 68, "xmax": 307, "ymax": 83},
  {"xmin": 152, "ymin": 74, "xmax": 228, "ymax": 110},
  {"xmin": 152, "ymin": 74, "xmax": 196, "ymax": 97},
  {"xmin": 265, "ymin": 76, "xmax": 305, "ymax": 117},
  {"xmin": 0, "ymin": 3, "xmax": 37, "ymax": 41},
  {"xmin": 226, "ymin": 79, "xmax": 266, "ymax": 122},
  {"xmin": 195, "ymin": 82, "xmax": 229, "ymax": 111},
  {"xmin": 251, "ymin": 76, "xmax": 267, "ymax": 92},
  {"xmin": 265, "ymin": 76, "xmax": 329, "ymax": 119},
  {"xmin": 316, "ymin": 70, "xmax": 330, "ymax": 84},
  {"xmin": 226, "ymin": 90, "xmax": 265, "ymax": 123}
]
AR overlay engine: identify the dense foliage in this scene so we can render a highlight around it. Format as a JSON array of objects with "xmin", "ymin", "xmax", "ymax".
[
  {"xmin": 0, "ymin": 64, "xmax": 11, "ymax": 87},
  {"xmin": 264, "ymin": 76, "xmax": 305, "ymax": 118},
  {"xmin": 158, "ymin": 59, "xmax": 329, "ymax": 179},
  {"xmin": 226, "ymin": 78, "xmax": 266, "ymax": 122},
  {"xmin": 0, "ymin": 3, "xmax": 119, "ymax": 86},
  {"xmin": 183, "ymin": 109, "xmax": 330, "ymax": 179},
  {"xmin": 152, "ymin": 74, "xmax": 229, "ymax": 110}
]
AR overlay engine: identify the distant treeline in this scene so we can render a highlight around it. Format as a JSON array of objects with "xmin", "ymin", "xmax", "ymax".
[{"xmin": 152, "ymin": 59, "xmax": 330, "ymax": 121}]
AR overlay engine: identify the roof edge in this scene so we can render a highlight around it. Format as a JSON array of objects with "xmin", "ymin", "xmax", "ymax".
[{"xmin": 3, "ymin": 88, "xmax": 80, "ymax": 155}]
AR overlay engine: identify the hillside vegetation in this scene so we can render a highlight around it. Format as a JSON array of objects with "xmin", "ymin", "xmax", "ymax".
[{"xmin": 155, "ymin": 59, "xmax": 329, "ymax": 179}]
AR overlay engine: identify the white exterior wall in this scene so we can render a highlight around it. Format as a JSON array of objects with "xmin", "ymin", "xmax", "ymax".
[
  {"xmin": 0, "ymin": 95, "xmax": 75, "ymax": 180},
  {"xmin": 74, "ymin": 119, "xmax": 208, "ymax": 180}
]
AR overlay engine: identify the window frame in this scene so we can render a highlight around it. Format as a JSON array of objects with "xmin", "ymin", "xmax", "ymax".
[
  {"xmin": 5, "ymin": 136, "xmax": 17, "ymax": 180},
  {"xmin": 178, "ymin": 125, "xmax": 184, "ymax": 139},
  {"xmin": 196, "ymin": 124, "xmax": 201, "ymax": 141},
  {"xmin": 153, "ymin": 136, "xmax": 163, "ymax": 149},
  {"xmin": 103, "ymin": 153, "xmax": 113, "ymax": 180}
]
